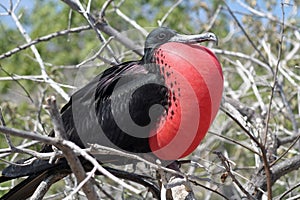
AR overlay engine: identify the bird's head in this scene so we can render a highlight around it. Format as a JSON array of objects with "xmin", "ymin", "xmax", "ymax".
[{"xmin": 143, "ymin": 27, "xmax": 218, "ymax": 62}]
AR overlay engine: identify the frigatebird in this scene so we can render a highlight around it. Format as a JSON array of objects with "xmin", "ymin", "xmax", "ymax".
[{"xmin": 0, "ymin": 27, "xmax": 223, "ymax": 199}]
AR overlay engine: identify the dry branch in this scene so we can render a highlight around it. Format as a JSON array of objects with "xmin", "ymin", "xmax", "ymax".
[{"xmin": 44, "ymin": 96, "xmax": 99, "ymax": 200}]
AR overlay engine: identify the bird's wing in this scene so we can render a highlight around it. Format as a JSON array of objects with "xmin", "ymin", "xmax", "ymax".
[{"xmin": 59, "ymin": 60, "xmax": 168, "ymax": 154}]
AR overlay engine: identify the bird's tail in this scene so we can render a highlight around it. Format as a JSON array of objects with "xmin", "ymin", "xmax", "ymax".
[
  {"xmin": 0, "ymin": 171, "xmax": 49, "ymax": 200},
  {"xmin": 0, "ymin": 158, "xmax": 70, "ymax": 200}
]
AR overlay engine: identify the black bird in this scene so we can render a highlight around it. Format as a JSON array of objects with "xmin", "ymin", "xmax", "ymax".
[{"xmin": 0, "ymin": 27, "xmax": 221, "ymax": 199}]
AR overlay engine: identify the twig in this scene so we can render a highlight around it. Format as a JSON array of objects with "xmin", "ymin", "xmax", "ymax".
[
  {"xmin": 270, "ymin": 154, "xmax": 300, "ymax": 190},
  {"xmin": 30, "ymin": 171, "xmax": 69, "ymax": 200},
  {"xmin": 278, "ymin": 182, "xmax": 300, "ymax": 200},
  {"xmin": 0, "ymin": 126, "xmax": 57, "ymax": 144},
  {"xmin": 262, "ymin": 3, "xmax": 286, "ymax": 199},
  {"xmin": 270, "ymin": 134, "xmax": 300, "ymax": 168},
  {"xmin": 189, "ymin": 178, "xmax": 230, "ymax": 200},
  {"xmin": 0, "ymin": 108, "xmax": 40, "ymax": 162},
  {"xmin": 0, "ymin": 74, "xmax": 75, "ymax": 89},
  {"xmin": 157, "ymin": 0, "xmax": 184, "ymax": 27},
  {"xmin": 76, "ymin": 37, "xmax": 116, "ymax": 68},
  {"xmin": 214, "ymin": 151, "xmax": 256, "ymax": 200},
  {"xmin": 205, "ymin": 5, "xmax": 222, "ymax": 31},
  {"xmin": 63, "ymin": 166, "xmax": 97, "ymax": 200},
  {"xmin": 0, "ymin": 25, "xmax": 91, "ymax": 60},
  {"xmin": 235, "ymin": 60, "xmax": 266, "ymax": 113},
  {"xmin": 209, "ymin": 131, "xmax": 260, "ymax": 156},
  {"xmin": 0, "ymin": 66, "xmax": 34, "ymax": 103},
  {"xmin": 61, "ymin": 0, "xmax": 143, "ymax": 56},
  {"xmin": 0, "ymin": 140, "xmax": 39, "ymax": 157},
  {"xmin": 220, "ymin": 100, "xmax": 261, "ymax": 147},
  {"xmin": 44, "ymin": 96, "xmax": 67, "ymax": 140},
  {"xmin": 114, "ymin": 6, "xmax": 148, "ymax": 36},
  {"xmin": 0, "ymin": 107, "xmax": 14, "ymax": 149},
  {"xmin": 99, "ymin": 0, "xmax": 113, "ymax": 20},
  {"xmin": 34, "ymin": 87, "xmax": 48, "ymax": 135},
  {"xmin": 212, "ymin": 48, "xmax": 272, "ymax": 72},
  {"xmin": 277, "ymin": 84, "xmax": 298, "ymax": 132},
  {"xmin": 1, "ymin": 148, "xmax": 60, "ymax": 162}
]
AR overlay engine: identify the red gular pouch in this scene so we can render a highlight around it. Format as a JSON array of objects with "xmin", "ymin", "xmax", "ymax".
[{"xmin": 149, "ymin": 43, "xmax": 223, "ymax": 160}]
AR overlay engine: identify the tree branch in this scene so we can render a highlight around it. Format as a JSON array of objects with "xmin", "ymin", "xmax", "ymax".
[
  {"xmin": 60, "ymin": 0, "xmax": 143, "ymax": 56},
  {"xmin": 0, "ymin": 25, "xmax": 91, "ymax": 60},
  {"xmin": 44, "ymin": 96, "xmax": 100, "ymax": 200}
]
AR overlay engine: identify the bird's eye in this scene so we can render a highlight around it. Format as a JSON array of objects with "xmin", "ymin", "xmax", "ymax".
[{"xmin": 157, "ymin": 32, "xmax": 166, "ymax": 40}]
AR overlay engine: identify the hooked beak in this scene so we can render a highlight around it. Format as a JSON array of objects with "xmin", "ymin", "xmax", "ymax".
[{"xmin": 169, "ymin": 32, "xmax": 218, "ymax": 45}]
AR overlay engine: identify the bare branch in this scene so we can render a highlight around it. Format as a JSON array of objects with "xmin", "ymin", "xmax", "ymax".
[
  {"xmin": 99, "ymin": 0, "xmax": 113, "ymax": 20},
  {"xmin": 209, "ymin": 131, "xmax": 260, "ymax": 155},
  {"xmin": 205, "ymin": 5, "xmax": 222, "ymax": 32},
  {"xmin": 214, "ymin": 151, "xmax": 255, "ymax": 200},
  {"xmin": 0, "ymin": 107, "xmax": 14, "ymax": 150},
  {"xmin": 61, "ymin": 0, "xmax": 143, "ymax": 56},
  {"xmin": 157, "ymin": 0, "xmax": 184, "ymax": 27},
  {"xmin": 113, "ymin": 5, "xmax": 148, "ymax": 36},
  {"xmin": 212, "ymin": 48, "xmax": 272, "ymax": 72},
  {"xmin": 0, "ymin": 25, "xmax": 91, "ymax": 60},
  {"xmin": 43, "ymin": 96, "xmax": 99, "ymax": 199},
  {"xmin": 30, "ymin": 172, "xmax": 69, "ymax": 200},
  {"xmin": 0, "ymin": 66, "xmax": 34, "ymax": 103},
  {"xmin": 76, "ymin": 36, "xmax": 117, "ymax": 68},
  {"xmin": 278, "ymin": 182, "xmax": 300, "ymax": 200}
]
